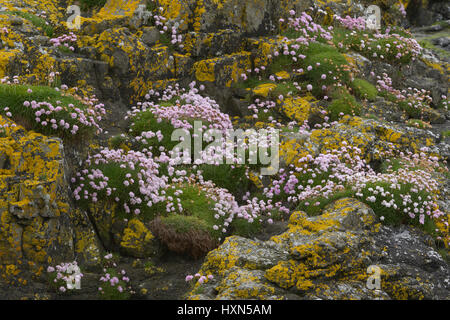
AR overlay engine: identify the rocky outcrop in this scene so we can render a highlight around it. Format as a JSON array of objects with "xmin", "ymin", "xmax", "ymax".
[
  {"xmin": 0, "ymin": 116, "xmax": 101, "ymax": 288},
  {"xmin": 0, "ymin": 0, "xmax": 448, "ymax": 300},
  {"xmin": 188, "ymin": 198, "xmax": 449, "ymax": 299}
]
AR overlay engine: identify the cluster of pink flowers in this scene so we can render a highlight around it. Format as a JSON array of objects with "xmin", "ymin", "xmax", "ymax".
[
  {"xmin": 374, "ymin": 31, "xmax": 422, "ymax": 59},
  {"xmin": 72, "ymin": 148, "xmax": 168, "ymax": 215},
  {"xmin": 1, "ymin": 75, "xmax": 19, "ymax": 84},
  {"xmin": 153, "ymin": 6, "xmax": 183, "ymax": 49},
  {"xmin": 1, "ymin": 78, "xmax": 105, "ymax": 136},
  {"xmin": 343, "ymin": 28, "xmax": 422, "ymax": 62},
  {"xmin": 73, "ymin": 144, "xmax": 278, "ymax": 239},
  {"xmin": 440, "ymin": 96, "xmax": 448, "ymax": 110},
  {"xmin": 185, "ymin": 273, "xmax": 214, "ymax": 284},
  {"xmin": 376, "ymin": 73, "xmax": 395, "ymax": 93},
  {"xmin": 264, "ymin": 142, "xmax": 445, "ymax": 225},
  {"xmin": 192, "ymin": 181, "xmax": 282, "ymax": 239},
  {"xmin": 285, "ymin": 10, "xmax": 333, "ymax": 43},
  {"xmin": 47, "ymin": 261, "xmax": 83, "ymax": 293},
  {"xmin": 353, "ymin": 149, "xmax": 446, "ymax": 224},
  {"xmin": 21, "ymin": 95, "xmax": 105, "ymax": 136},
  {"xmin": 376, "ymin": 73, "xmax": 433, "ymax": 112},
  {"xmin": 398, "ymin": 3, "xmax": 407, "ymax": 17},
  {"xmin": 98, "ymin": 253, "xmax": 134, "ymax": 298},
  {"xmin": 266, "ymin": 144, "xmax": 370, "ymax": 205},
  {"xmin": 128, "ymin": 83, "xmax": 232, "ymax": 132},
  {"xmin": 50, "ymin": 32, "xmax": 77, "ymax": 51},
  {"xmin": 335, "ymin": 15, "xmax": 366, "ymax": 31}
]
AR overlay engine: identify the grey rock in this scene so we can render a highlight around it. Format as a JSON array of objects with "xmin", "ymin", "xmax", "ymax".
[
  {"xmin": 188, "ymin": 198, "xmax": 449, "ymax": 300},
  {"xmin": 141, "ymin": 27, "xmax": 160, "ymax": 46}
]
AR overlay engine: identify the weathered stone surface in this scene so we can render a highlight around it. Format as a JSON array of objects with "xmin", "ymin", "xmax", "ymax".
[
  {"xmin": 280, "ymin": 116, "xmax": 440, "ymax": 169},
  {"xmin": 189, "ymin": 198, "xmax": 450, "ymax": 300},
  {"xmin": 192, "ymin": 52, "xmax": 251, "ymax": 87},
  {"xmin": 0, "ymin": 116, "xmax": 101, "ymax": 286},
  {"xmin": 119, "ymin": 219, "xmax": 159, "ymax": 258}
]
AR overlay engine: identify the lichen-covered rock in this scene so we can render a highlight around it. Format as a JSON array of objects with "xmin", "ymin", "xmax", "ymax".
[
  {"xmin": 192, "ymin": 52, "xmax": 251, "ymax": 87},
  {"xmin": 87, "ymin": 200, "xmax": 162, "ymax": 259},
  {"xmin": 280, "ymin": 116, "xmax": 440, "ymax": 168},
  {"xmin": 119, "ymin": 219, "xmax": 159, "ymax": 258},
  {"xmin": 0, "ymin": 116, "xmax": 101, "ymax": 287},
  {"xmin": 188, "ymin": 198, "xmax": 450, "ymax": 300}
]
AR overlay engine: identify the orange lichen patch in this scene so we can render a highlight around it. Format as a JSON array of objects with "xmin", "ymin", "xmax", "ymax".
[
  {"xmin": 275, "ymin": 71, "xmax": 290, "ymax": 80},
  {"xmin": 0, "ymin": 115, "xmax": 74, "ymax": 282},
  {"xmin": 248, "ymin": 36, "xmax": 287, "ymax": 68},
  {"xmin": 252, "ymin": 83, "xmax": 277, "ymax": 97},
  {"xmin": 193, "ymin": 59, "xmax": 216, "ymax": 82},
  {"xmin": 288, "ymin": 211, "xmax": 339, "ymax": 234},
  {"xmin": 78, "ymin": 0, "xmax": 141, "ymax": 29},
  {"xmin": 281, "ymin": 96, "xmax": 313, "ymax": 124},
  {"xmin": 119, "ymin": 218, "xmax": 156, "ymax": 257},
  {"xmin": 434, "ymin": 214, "xmax": 450, "ymax": 248},
  {"xmin": 279, "ymin": 136, "xmax": 311, "ymax": 167},
  {"xmin": 214, "ymin": 268, "xmax": 278, "ymax": 299},
  {"xmin": 265, "ymin": 260, "xmax": 317, "ymax": 291},
  {"xmin": 192, "ymin": 52, "xmax": 251, "ymax": 86},
  {"xmin": 197, "ymin": 237, "xmax": 242, "ymax": 276},
  {"xmin": 97, "ymin": 0, "xmax": 141, "ymax": 18}
]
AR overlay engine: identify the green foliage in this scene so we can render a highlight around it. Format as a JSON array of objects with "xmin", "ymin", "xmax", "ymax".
[
  {"xmin": 268, "ymin": 55, "xmax": 294, "ymax": 75},
  {"xmin": 351, "ymin": 78, "xmax": 377, "ymax": 101},
  {"xmin": 57, "ymin": 46, "xmax": 74, "ymax": 55},
  {"xmin": 197, "ymin": 164, "xmax": 250, "ymax": 196},
  {"xmin": 333, "ymin": 27, "xmax": 417, "ymax": 64},
  {"xmin": 230, "ymin": 217, "xmax": 262, "ymax": 237},
  {"xmin": 378, "ymin": 90, "xmax": 398, "ymax": 103},
  {"xmin": 302, "ymin": 43, "xmax": 351, "ymax": 95},
  {"xmin": 327, "ymin": 89, "xmax": 362, "ymax": 121},
  {"xmin": 98, "ymin": 268, "xmax": 131, "ymax": 300},
  {"xmin": 267, "ymin": 42, "xmax": 350, "ymax": 97},
  {"xmin": 358, "ymin": 181, "xmax": 437, "ymax": 234},
  {"xmin": 407, "ymin": 119, "xmax": 431, "ymax": 129},
  {"xmin": 282, "ymin": 28, "xmax": 304, "ymax": 40},
  {"xmin": 158, "ymin": 33, "xmax": 176, "ymax": 52},
  {"xmin": 0, "ymin": 84, "xmax": 97, "ymax": 140},
  {"xmin": 398, "ymin": 100, "xmax": 422, "ymax": 119},
  {"xmin": 233, "ymin": 76, "xmax": 268, "ymax": 90},
  {"xmin": 5, "ymin": 10, "xmax": 54, "ymax": 37},
  {"xmin": 129, "ymin": 110, "xmax": 179, "ymax": 152},
  {"xmin": 296, "ymin": 188, "xmax": 356, "ymax": 216},
  {"xmin": 109, "ymin": 134, "xmax": 129, "ymax": 149},
  {"xmin": 159, "ymin": 214, "xmax": 211, "ymax": 235},
  {"xmin": 171, "ymin": 184, "xmax": 224, "ymax": 239},
  {"xmin": 272, "ymin": 81, "xmax": 301, "ymax": 98},
  {"xmin": 380, "ymin": 158, "xmax": 405, "ymax": 173},
  {"xmin": 442, "ymin": 130, "xmax": 450, "ymax": 138},
  {"xmin": 146, "ymin": 0, "xmax": 158, "ymax": 12}
]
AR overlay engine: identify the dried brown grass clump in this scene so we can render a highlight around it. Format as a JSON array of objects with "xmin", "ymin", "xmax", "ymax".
[{"xmin": 149, "ymin": 216, "xmax": 218, "ymax": 259}]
